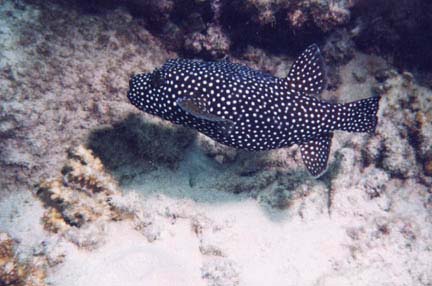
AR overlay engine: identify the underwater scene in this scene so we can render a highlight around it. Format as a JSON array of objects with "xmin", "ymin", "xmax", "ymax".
[{"xmin": 0, "ymin": 0, "xmax": 431, "ymax": 285}]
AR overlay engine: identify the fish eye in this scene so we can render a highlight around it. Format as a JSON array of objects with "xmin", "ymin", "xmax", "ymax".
[{"xmin": 150, "ymin": 70, "xmax": 164, "ymax": 88}]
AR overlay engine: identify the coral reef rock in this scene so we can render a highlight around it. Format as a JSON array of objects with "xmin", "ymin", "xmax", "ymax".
[
  {"xmin": 374, "ymin": 72, "xmax": 432, "ymax": 181},
  {"xmin": 201, "ymin": 258, "xmax": 240, "ymax": 286},
  {"xmin": 196, "ymin": 133, "xmax": 238, "ymax": 165},
  {"xmin": 0, "ymin": 0, "xmax": 175, "ymax": 192},
  {"xmin": 223, "ymin": 0, "xmax": 352, "ymax": 32},
  {"xmin": 0, "ymin": 232, "xmax": 47, "ymax": 286}
]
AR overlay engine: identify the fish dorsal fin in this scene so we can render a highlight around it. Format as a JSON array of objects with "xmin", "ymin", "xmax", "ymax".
[
  {"xmin": 176, "ymin": 97, "xmax": 234, "ymax": 135},
  {"xmin": 300, "ymin": 132, "xmax": 333, "ymax": 178},
  {"xmin": 286, "ymin": 44, "xmax": 327, "ymax": 96}
]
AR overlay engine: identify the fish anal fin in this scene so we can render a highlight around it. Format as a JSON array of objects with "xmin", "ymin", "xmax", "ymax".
[
  {"xmin": 300, "ymin": 132, "xmax": 333, "ymax": 178},
  {"xmin": 286, "ymin": 44, "xmax": 327, "ymax": 96}
]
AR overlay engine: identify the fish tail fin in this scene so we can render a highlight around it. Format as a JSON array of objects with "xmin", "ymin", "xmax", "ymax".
[{"xmin": 341, "ymin": 96, "xmax": 381, "ymax": 133}]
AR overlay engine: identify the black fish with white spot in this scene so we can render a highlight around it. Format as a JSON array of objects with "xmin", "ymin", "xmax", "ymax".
[{"xmin": 127, "ymin": 44, "xmax": 380, "ymax": 177}]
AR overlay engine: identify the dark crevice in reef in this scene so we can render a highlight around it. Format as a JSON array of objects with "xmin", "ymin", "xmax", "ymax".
[
  {"xmin": 25, "ymin": 0, "xmax": 432, "ymax": 75},
  {"xmin": 170, "ymin": 1, "xmax": 214, "ymax": 32},
  {"xmin": 33, "ymin": 0, "xmax": 328, "ymax": 60},
  {"xmin": 352, "ymin": 0, "xmax": 432, "ymax": 72},
  {"xmin": 219, "ymin": 0, "xmax": 326, "ymax": 57}
]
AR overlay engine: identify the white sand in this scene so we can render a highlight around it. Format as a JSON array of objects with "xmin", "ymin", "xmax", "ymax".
[
  {"xmin": 30, "ymin": 149, "xmax": 429, "ymax": 286},
  {"xmin": 47, "ymin": 221, "xmax": 205, "ymax": 286},
  {"xmin": 0, "ymin": 191, "xmax": 46, "ymax": 257}
]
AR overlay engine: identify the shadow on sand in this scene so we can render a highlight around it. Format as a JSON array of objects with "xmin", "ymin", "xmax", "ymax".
[
  {"xmin": 86, "ymin": 113, "xmax": 196, "ymax": 181},
  {"xmin": 86, "ymin": 113, "xmax": 342, "ymax": 220}
]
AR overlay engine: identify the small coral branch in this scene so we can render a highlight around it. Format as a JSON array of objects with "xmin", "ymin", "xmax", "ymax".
[{"xmin": 34, "ymin": 146, "xmax": 127, "ymax": 246}]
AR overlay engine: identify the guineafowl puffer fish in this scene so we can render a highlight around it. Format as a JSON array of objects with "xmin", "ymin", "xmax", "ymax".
[{"xmin": 127, "ymin": 44, "xmax": 380, "ymax": 177}]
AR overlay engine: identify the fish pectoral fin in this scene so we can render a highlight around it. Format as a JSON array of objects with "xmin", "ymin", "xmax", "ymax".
[
  {"xmin": 300, "ymin": 132, "xmax": 333, "ymax": 178},
  {"xmin": 177, "ymin": 97, "xmax": 218, "ymax": 121},
  {"xmin": 285, "ymin": 44, "xmax": 327, "ymax": 96},
  {"xmin": 176, "ymin": 97, "xmax": 235, "ymax": 136}
]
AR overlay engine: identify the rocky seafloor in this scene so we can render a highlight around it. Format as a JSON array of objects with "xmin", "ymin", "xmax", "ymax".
[{"xmin": 0, "ymin": 0, "xmax": 431, "ymax": 285}]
